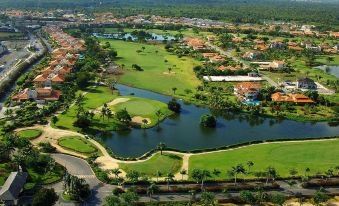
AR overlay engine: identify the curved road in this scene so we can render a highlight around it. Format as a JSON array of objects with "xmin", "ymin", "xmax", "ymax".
[{"xmin": 50, "ymin": 154, "xmax": 116, "ymax": 206}]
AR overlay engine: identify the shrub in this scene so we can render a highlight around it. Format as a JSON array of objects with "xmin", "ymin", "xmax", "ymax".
[{"xmin": 200, "ymin": 114, "xmax": 217, "ymax": 128}]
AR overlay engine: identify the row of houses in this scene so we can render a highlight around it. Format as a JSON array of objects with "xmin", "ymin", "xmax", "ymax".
[
  {"xmin": 12, "ymin": 26, "xmax": 85, "ymax": 103},
  {"xmin": 233, "ymin": 81, "xmax": 314, "ymax": 104}
]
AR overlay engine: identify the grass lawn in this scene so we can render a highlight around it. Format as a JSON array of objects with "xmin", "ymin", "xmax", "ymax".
[
  {"xmin": 111, "ymin": 96, "xmax": 173, "ymax": 127},
  {"xmin": 25, "ymin": 164, "xmax": 65, "ymax": 189},
  {"xmin": 58, "ymin": 136, "xmax": 98, "ymax": 154},
  {"xmin": 119, "ymin": 153, "xmax": 183, "ymax": 177},
  {"xmin": 1, "ymin": 162, "xmax": 64, "ymax": 188},
  {"xmin": 54, "ymin": 86, "xmax": 124, "ymax": 132},
  {"xmin": 189, "ymin": 140, "xmax": 339, "ymax": 180},
  {"xmin": 16, "ymin": 129, "xmax": 42, "ymax": 140},
  {"xmin": 102, "ymin": 39, "xmax": 201, "ymax": 96},
  {"xmin": 0, "ymin": 163, "xmax": 13, "ymax": 186}
]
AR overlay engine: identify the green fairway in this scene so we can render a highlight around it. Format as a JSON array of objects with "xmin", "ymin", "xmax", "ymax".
[
  {"xmin": 119, "ymin": 153, "xmax": 183, "ymax": 177},
  {"xmin": 111, "ymin": 97, "xmax": 173, "ymax": 127},
  {"xmin": 16, "ymin": 129, "xmax": 42, "ymax": 140},
  {"xmin": 58, "ymin": 136, "xmax": 98, "ymax": 154},
  {"xmin": 102, "ymin": 39, "xmax": 201, "ymax": 96},
  {"xmin": 189, "ymin": 140, "xmax": 339, "ymax": 179}
]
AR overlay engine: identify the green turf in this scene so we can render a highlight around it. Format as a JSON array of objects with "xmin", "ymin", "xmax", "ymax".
[
  {"xmin": 119, "ymin": 153, "xmax": 183, "ymax": 177},
  {"xmin": 54, "ymin": 86, "xmax": 123, "ymax": 131},
  {"xmin": 101, "ymin": 39, "xmax": 201, "ymax": 96},
  {"xmin": 16, "ymin": 129, "xmax": 42, "ymax": 140},
  {"xmin": 111, "ymin": 96, "xmax": 173, "ymax": 127},
  {"xmin": 189, "ymin": 140, "xmax": 339, "ymax": 180},
  {"xmin": 58, "ymin": 136, "xmax": 98, "ymax": 154}
]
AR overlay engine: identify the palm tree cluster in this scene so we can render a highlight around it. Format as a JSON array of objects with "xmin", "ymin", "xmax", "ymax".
[
  {"xmin": 101, "ymin": 103, "xmax": 113, "ymax": 121},
  {"xmin": 63, "ymin": 172, "xmax": 90, "ymax": 201}
]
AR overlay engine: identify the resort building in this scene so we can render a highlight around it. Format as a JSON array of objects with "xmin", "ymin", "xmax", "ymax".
[
  {"xmin": 271, "ymin": 92, "xmax": 314, "ymax": 104},
  {"xmin": 0, "ymin": 172, "xmax": 28, "ymax": 206},
  {"xmin": 297, "ymin": 77, "xmax": 317, "ymax": 90},
  {"xmin": 12, "ymin": 87, "xmax": 61, "ymax": 102},
  {"xmin": 234, "ymin": 82, "xmax": 261, "ymax": 102}
]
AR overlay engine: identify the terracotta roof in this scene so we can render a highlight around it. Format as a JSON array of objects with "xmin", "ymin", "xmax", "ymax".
[
  {"xmin": 51, "ymin": 74, "xmax": 65, "ymax": 82},
  {"xmin": 271, "ymin": 92, "xmax": 314, "ymax": 103},
  {"xmin": 33, "ymin": 74, "xmax": 48, "ymax": 82}
]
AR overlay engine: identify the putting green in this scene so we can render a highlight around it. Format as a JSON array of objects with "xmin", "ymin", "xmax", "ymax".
[
  {"xmin": 16, "ymin": 129, "xmax": 42, "ymax": 140},
  {"xmin": 111, "ymin": 97, "xmax": 173, "ymax": 126},
  {"xmin": 119, "ymin": 153, "xmax": 183, "ymax": 177},
  {"xmin": 58, "ymin": 136, "xmax": 98, "ymax": 154}
]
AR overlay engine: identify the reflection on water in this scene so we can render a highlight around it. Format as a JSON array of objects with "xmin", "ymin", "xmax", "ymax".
[{"xmin": 98, "ymin": 84, "xmax": 339, "ymax": 157}]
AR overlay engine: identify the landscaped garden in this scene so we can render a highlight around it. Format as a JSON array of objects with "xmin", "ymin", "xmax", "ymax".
[
  {"xmin": 58, "ymin": 136, "xmax": 98, "ymax": 155},
  {"xmin": 16, "ymin": 129, "xmax": 42, "ymax": 140},
  {"xmin": 102, "ymin": 39, "xmax": 201, "ymax": 96},
  {"xmin": 189, "ymin": 140, "xmax": 339, "ymax": 179},
  {"xmin": 119, "ymin": 153, "xmax": 183, "ymax": 177}
]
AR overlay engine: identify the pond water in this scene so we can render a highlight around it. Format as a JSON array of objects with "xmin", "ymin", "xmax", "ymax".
[
  {"xmin": 314, "ymin": 65, "xmax": 339, "ymax": 78},
  {"xmin": 92, "ymin": 32, "xmax": 176, "ymax": 42},
  {"xmin": 99, "ymin": 84, "xmax": 339, "ymax": 158}
]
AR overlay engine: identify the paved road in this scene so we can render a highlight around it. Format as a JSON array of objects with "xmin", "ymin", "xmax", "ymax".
[
  {"xmin": 49, "ymin": 153, "xmax": 339, "ymax": 205},
  {"xmin": 50, "ymin": 154, "xmax": 116, "ymax": 206}
]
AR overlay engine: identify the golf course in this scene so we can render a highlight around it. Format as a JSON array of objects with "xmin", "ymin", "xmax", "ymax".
[{"xmin": 102, "ymin": 39, "xmax": 201, "ymax": 96}]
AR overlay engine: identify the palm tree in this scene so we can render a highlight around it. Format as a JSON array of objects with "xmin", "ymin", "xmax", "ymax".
[
  {"xmin": 180, "ymin": 169, "xmax": 187, "ymax": 180},
  {"xmin": 168, "ymin": 67, "xmax": 172, "ymax": 74},
  {"xmin": 247, "ymin": 161, "xmax": 254, "ymax": 173},
  {"xmin": 4, "ymin": 109, "xmax": 13, "ymax": 119},
  {"xmin": 212, "ymin": 169, "xmax": 221, "ymax": 180},
  {"xmin": 265, "ymin": 166, "xmax": 277, "ymax": 184},
  {"xmin": 106, "ymin": 109, "xmax": 113, "ymax": 121},
  {"xmin": 111, "ymin": 168, "xmax": 121, "ymax": 178},
  {"xmin": 101, "ymin": 107, "xmax": 107, "ymax": 121},
  {"xmin": 155, "ymin": 110, "xmax": 163, "ymax": 127},
  {"xmin": 231, "ymin": 164, "xmax": 246, "ymax": 184},
  {"xmin": 155, "ymin": 170, "xmax": 162, "ymax": 182},
  {"xmin": 305, "ymin": 167, "xmax": 311, "ymax": 177},
  {"xmin": 142, "ymin": 119, "xmax": 148, "ymax": 129},
  {"xmin": 105, "ymin": 78, "xmax": 117, "ymax": 93},
  {"xmin": 147, "ymin": 182, "xmax": 159, "ymax": 201},
  {"xmin": 165, "ymin": 173, "xmax": 174, "ymax": 191},
  {"xmin": 157, "ymin": 142, "xmax": 166, "ymax": 155},
  {"xmin": 172, "ymin": 87, "xmax": 177, "ymax": 94}
]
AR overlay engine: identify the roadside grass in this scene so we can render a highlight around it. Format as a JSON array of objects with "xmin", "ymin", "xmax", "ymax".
[
  {"xmin": 119, "ymin": 153, "xmax": 183, "ymax": 177},
  {"xmin": 189, "ymin": 139, "xmax": 339, "ymax": 180},
  {"xmin": 0, "ymin": 163, "xmax": 12, "ymax": 186},
  {"xmin": 1, "ymin": 162, "xmax": 64, "ymax": 188},
  {"xmin": 58, "ymin": 136, "xmax": 98, "ymax": 154},
  {"xmin": 110, "ymin": 96, "xmax": 173, "ymax": 128},
  {"xmin": 0, "ymin": 31, "xmax": 24, "ymax": 40},
  {"xmin": 101, "ymin": 39, "xmax": 201, "ymax": 96},
  {"xmin": 16, "ymin": 129, "xmax": 42, "ymax": 140},
  {"xmin": 54, "ymin": 86, "xmax": 124, "ymax": 132}
]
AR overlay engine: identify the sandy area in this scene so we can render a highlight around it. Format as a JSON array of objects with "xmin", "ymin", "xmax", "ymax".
[
  {"xmin": 132, "ymin": 116, "xmax": 151, "ymax": 125},
  {"xmin": 162, "ymin": 71, "xmax": 176, "ymax": 75},
  {"xmin": 93, "ymin": 97, "xmax": 130, "ymax": 113}
]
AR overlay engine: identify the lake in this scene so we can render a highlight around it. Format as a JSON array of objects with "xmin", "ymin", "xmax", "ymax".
[
  {"xmin": 99, "ymin": 84, "xmax": 339, "ymax": 158},
  {"xmin": 314, "ymin": 65, "xmax": 339, "ymax": 78}
]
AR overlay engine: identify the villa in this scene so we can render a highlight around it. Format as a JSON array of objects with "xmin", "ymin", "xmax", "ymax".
[
  {"xmin": 297, "ymin": 77, "xmax": 317, "ymax": 90},
  {"xmin": 271, "ymin": 92, "xmax": 314, "ymax": 104},
  {"xmin": 218, "ymin": 65, "xmax": 242, "ymax": 71},
  {"xmin": 260, "ymin": 60, "xmax": 286, "ymax": 70},
  {"xmin": 12, "ymin": 87, "xmax": 61, "ymax": 102},
  {"xmin": 0, "ymin": 172, "xmax": 28, "ymax": 206},
  {"xmin": 33, "ymin": 73, "xmax": 65, "ymax": 87},
  {"xmin": 243, "ymin": 51, "xmax": 262, "ymax": 60},
  {"xmin": 234, "ymin": 82, "xmax": 261, "ymax": 102}
]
